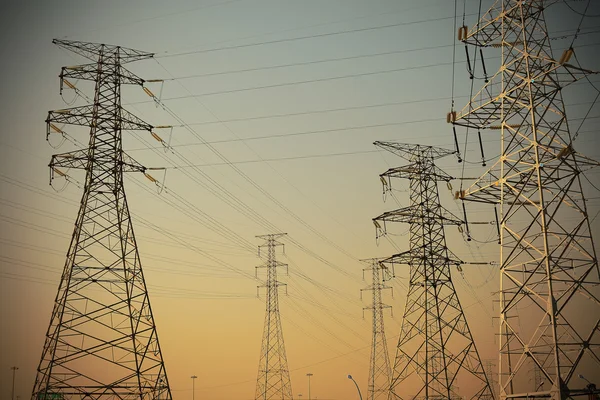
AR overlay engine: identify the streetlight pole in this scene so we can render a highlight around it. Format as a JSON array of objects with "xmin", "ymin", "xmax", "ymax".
[
  {"xmin": 191, "ymin": 375, "xmax": 198, "ymax": 400},
  {"xmin": 306, "ymin": 373, "xmax": 313, "ymax": 400},
  {"xmin": 11, "ymin": 367, "xmax": 18, "ymax": 400},
  {"xmin": 347, "ymin": 375, "xmax": 363, "ymax": 400}
]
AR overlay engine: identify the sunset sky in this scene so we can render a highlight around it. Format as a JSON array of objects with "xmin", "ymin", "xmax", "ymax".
[{"xmin": 1, "ymin": 0, "xmax": 599, "ymax": 399}]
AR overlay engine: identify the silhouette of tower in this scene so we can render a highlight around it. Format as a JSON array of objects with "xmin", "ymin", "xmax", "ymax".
[
  {"xmin": 372, "ymin": 142, "xmax": 494, "ymax": 400},
  {"xmin": 255, "ymin": 233, "xmax": 293, "ymax": 400},
  {"xmin": 361, "ymin": 259, "xmax": 393, "ymax": 400},
  {"xmin": 451, "ymin": 1, "xmax": 600, "ymax": 398},
  {"xmin": 32, "ymin": 39, "xmax": 172, "ymax": 400}
]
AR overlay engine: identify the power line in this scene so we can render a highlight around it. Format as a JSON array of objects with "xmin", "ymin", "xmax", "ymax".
[{"xmin": 157, "ymin": 14, "xmax": 469, "ymax": 59}]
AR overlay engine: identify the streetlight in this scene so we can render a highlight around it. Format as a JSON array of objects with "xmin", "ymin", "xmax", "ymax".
[
  {"xmin": 191, "ymin": 375, "xmax": 198, "ymax": 400},
  {"xmin": 347, "ymin": 375, "xmax": 363, "ymax": 400},
  {"xmin": 306, "ymin": 373, "xmax": 313, "ymax": 400},
  {"xmin": 10, "ymin": 367, "xmax": 18, "ymax": 400}
]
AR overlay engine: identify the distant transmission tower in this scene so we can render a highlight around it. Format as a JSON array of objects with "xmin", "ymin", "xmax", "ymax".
[
  {"xmin": 255, "ymin": 233, "xmax": 293, "ymax": 400},
  {"xmin": 372, "ymin": 142, "xmax": 494, "ymax": 400},
  {"xmin": 32, "ymin": 40, "xmax": 172, "ymax": 400},
  {"xmin": 485, "ymin": 360, "xmax": 498, "ymax": 400},
  {"xmin": 451, "ymin": 1, "xmax": 600, "ymax": 399},
  {"xmin": 361, "ymin": 259, "xmax": 393, "ymax": 400}
]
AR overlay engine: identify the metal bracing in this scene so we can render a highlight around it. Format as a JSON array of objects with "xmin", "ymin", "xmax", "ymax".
[
  {"xmin": 451, "ymin": 2, "xmax": 600, "ymax": 399},
  {"xmin": 32, "ymin": 40, "xmax": 172, "ymax": 400},
  {"xmin": 373, "ymin": 142, "xmax": 494, "ymax": 400},
  {"xmin": 255, "ymin": 234, "xmax": 293, "ymax": 400},
  {"xmin": 361, "ymin": 259, "xmax": 393, "ymax": 400}
]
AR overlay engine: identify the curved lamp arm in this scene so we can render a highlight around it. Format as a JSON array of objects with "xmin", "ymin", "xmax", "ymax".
[{"xmin": 347, "ymin": 375, "xmax": 363, "ymax": 400}]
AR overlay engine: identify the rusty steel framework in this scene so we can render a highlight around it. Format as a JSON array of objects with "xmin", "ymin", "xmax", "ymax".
[
  {"xmin": 373, "ymin": 142, "xmax": 494, "ymax": 400},
  {"xmin": 450, "ymin": 1, "xmax": 600, "ymax": 399},
  {"xmin": 255, "ymin": 233, "xmax": 293, "ymax": 400},
  {"xmin": 32, "ymin": 40, "xmax": 172, "ymax": 400},
  {"xmin": 361, "ymin": 258, "xmax": 393, "ymax": 400}
]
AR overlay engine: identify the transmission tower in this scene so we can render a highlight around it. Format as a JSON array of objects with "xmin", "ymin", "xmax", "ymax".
[
  {"xmin": 450, "ymin": 1, "xmax": 600, "ymax": 399},
  {"xmin": 372, "ymin": 142, "xmax": 494, "ymax": 400},
  {"xmin": 361, "ymin": 259, "xmax": 393, "ymax": 400},
  {"xmin": 485, "ymin": 360, "xmax": 498, "ymax": 400},
  {"xmin": 32, "ymin": 40, "xmax": 172, "ymax": 400},
  {"xmin": 255, "ymin": 233, "xmax": 293, "ymax": 400}
]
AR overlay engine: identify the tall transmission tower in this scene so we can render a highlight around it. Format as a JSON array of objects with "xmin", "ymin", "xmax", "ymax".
[
  {"xmin": 372, "ymin": 142, "xmax": 494, "ymax": 400},
  {"xmin": 255, "ymin": 233, "xmax": 293, "ymax": 400},
  {"xmin": 32, "ymin": 40, "xmax": 172, "ymax": 400},
  {"xmin": 361, "ymin": 259, "xmax": 393, "ymax": 400},
  {"xmin": 450, "ymin": 1, "xmax": 600, "ymax": 399}
]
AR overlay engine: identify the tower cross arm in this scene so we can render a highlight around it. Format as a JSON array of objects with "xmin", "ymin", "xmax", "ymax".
[
  {"xmin": 460, "ymin": 0, "xmax": 504, "ymax": 47},
  {"xmin": 374, "ymin": 141, "xmax": 455, "ymax": 161},
  {"xmin": 255, "ymin": 261, "xmax": 288, "ymax": 270},
  {"xmin": 380, "ymin": 251, "xmax": 413, "ymax": 267},
  {"xmin": 60, "ymin": 64, "xmax": 146, "ymax": 86},
  {"xmin": 381, "ymin": 250, "xmax": 463, "ymax": 267},
  {"xmin": 53, "ymin": 39, "xmax": 154, "ymax": 63},
  {"xmin": 50, "ymin": 149, "xmax": 147, "ymax": 174},
  {"xmin": 47, "ymin": 105, "xmax": 154, "ymax": 131},
  {"xmin": 460, "ymin": 1, "xmax": 559, "ymax": 47},
  {"xmin": 381, "ymin": 163, "xmax": 454, "ymax": 181},
  {"xmin": 453, "ymin": 61, "xmax": 597, "ymax": 131},
  {"xmin": 373, "ymin": 206, "xmax": 463, "ymax": 226}
]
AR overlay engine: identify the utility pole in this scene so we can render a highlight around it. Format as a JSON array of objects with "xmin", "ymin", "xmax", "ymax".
[
  {"xmin": 451, "ymin": 2, "xmax": 600, "ymax": 399},
  {"xmin": 255, "ymin": 233, "xmax": 293, "ymax": 400},
  {"xmin": 11, "ymin": 366, "xmax": 18, "ymax": 400},
  {"xmin": 373, "ymin": 142, "xmax": 494, "ymax": 400},
  {"xmin": 31, "ymin": 40, "xmax": 172, "ymax": 400},
  {"xmin": 360, "ymin": 259, "xmax": 392, "ymax": 400}
]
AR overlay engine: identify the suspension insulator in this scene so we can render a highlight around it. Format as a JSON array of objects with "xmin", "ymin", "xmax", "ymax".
[
  {"xmin": 465, "ymin": 46, "xmax": 473, "ymax": 79},
  {"xmin": 151, "ymin": 132, "xmax": 164, "ymax": 143},
  {"xmin": 480, "ymin": 49, "xmax": 489, "ymax": 83},
  {"xmin": 49, "ymin": 123, "xmax": 64, "ymax": 134},
  {"xmin": 447, "ymin": 111, "xmax": 457, "ymax": 123},
  {"xmin": 559, "ymin": 48, "xmax": 574, "ymax": 64},
  {"xmin": 63, "ymin": 79, "xmax": 76, "ymax": 89},
  {"xmin": 143, "ymin": 87, "xmax": 155, "ymax": 97},
  {"xmin": 458, "ymin": 26, "xmax": 468, "ymax": 41},
  {"xmin": 477, "ymin": 130, "xmax": 486, "ymax": 166},
  {"xmin": 454, "ymin": 190, "xmax": 466, "ymax": 200},
  {"xmin": 53, "ymin": 168, "xmax": 66, "ymax": 177},
  {"xmin": 452, "ymin": 126, "xmax": 462, "ymax": 163},
  {"xmin": 144, "ymin": 173, "xmax": 158, "ymax": 183},
  {"xmin": 462, "ymin": 201, "xmax": 472, "ymax": 241}
]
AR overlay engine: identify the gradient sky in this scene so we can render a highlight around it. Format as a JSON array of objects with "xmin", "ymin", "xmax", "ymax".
[{"xmin": 1, "ymin": 1, "xmax": 599, "ymax": 399}]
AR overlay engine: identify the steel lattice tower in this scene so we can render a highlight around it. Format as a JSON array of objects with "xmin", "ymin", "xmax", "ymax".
[
  {"xmin": 361, "ymin": 259, "xmax": 393, "ymax": 400},
  {"xmin": 450, "ymin": 1, "xmax": 600, "ymax": 399},
  {"xmin": 373, "ymin": 142, "xmax": 494, "ymax": 400},
  {"xmin": 255, "ymin": 233, "xmax": 293, "ymax": 400},
  {"xmin": 32, "ymin": 40, "xmax": 172, "ymax": 400}
]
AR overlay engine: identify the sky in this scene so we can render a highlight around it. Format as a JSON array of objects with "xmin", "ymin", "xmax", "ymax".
[{"xmin": 1, "ymin": 0, "xmax": 599, "ymax": 399}]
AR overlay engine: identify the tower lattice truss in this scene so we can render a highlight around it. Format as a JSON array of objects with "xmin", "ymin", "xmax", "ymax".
[
  {"xmin": 361, "ymin": 259, "xmax": 393, "ymax": 400},
  {"xmin": 451, "ymin": 1, "xmax": 600, "ymax": 399},
  {"xmin": 32, "ymin": 40, "xmax": 172, "ymax": 400},
  {"xmin": 373, "ymin": 142, "xmax": 494, "ymax": 400},
  {"xmin": 255, "ymin": 234, "xmax": 293, "ymax": 400}
]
